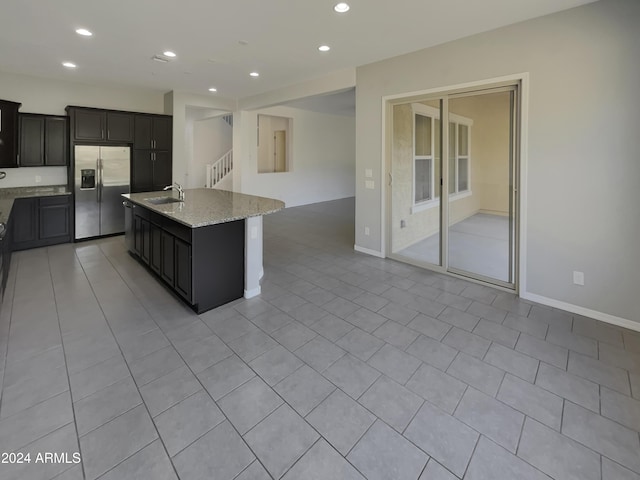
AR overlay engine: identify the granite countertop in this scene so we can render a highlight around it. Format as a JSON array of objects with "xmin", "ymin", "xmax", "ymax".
[
  {"xmin": 0, "ymin": 185, "xmax": 71, "ymax": 226},
  {"xmin": 123, "ymin": 188, "xmax": 285, "ymax": 228}
]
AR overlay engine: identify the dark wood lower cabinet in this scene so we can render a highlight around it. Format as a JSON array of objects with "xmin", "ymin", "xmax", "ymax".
[
  {"xmin": 39, "ymin": 196, "xmax": 71, "ymax": 240},
  {"xmin": 149, "ymin": 223, "xmax": 162, "ymax": 275},
  {"xmin": 160, "ymin": 231, "xmax": 175, "ymax": 285},
  {"xmin": 11, "ymin": 195, "xmax": 71, "ymax": 251},
  {"xmin": 11, "ymin": 198, "xmax": 38, "ymax": 246},
  {"xmin": 127, "ymin": 204, "xmax": 243, "ymax": 313},
  {"xmin": 174, "ymin": 238, "xmax": 192, "ymax": 301}
]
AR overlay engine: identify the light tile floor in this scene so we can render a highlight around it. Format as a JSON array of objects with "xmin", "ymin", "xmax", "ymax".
[{"xmin": 1, "ymin": 197, "xmax": 639, "ymax": 480}]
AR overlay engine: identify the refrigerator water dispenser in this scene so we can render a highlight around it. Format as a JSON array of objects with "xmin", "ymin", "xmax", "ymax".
[{"xmin": 80, "ymin": 169, "xmax": 96, "ymax": 189}]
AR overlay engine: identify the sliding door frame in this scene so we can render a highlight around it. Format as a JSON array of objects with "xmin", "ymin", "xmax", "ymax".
[{"xmin": 382, "ymin": 73, "xmax": 529, "ymax": 294}]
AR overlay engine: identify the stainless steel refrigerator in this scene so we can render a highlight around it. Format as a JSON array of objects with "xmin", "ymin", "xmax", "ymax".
[{"xmin": 74, "ymin": 145, "xmax": 130, "ymax": 239}]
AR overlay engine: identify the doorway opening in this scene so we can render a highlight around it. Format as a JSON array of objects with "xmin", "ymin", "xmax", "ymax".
[
  {"xmin": 386, "ymin": 81, "xmax": 521, "ymax": 290},
  {"xmin": 257, "ymin": 114, "xmax": 292, "ymax": 173}
]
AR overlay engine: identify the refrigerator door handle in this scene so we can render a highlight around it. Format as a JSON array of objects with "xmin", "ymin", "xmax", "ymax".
[{"xmin": 97, "ymin": 157, "xmax": 102, "ymax": 203}]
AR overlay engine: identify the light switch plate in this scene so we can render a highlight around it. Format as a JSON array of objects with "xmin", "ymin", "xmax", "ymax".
[
  {"xmin": 573, "ymin": 271, "xmax": 584, "ymax": 286},
  {"xmin": 365, "ymin": 180, "xmax": 374, "ymax": 189},
  {"xmin": 365, "ymin": 169, "xmax": 373, "ymax": 178}
]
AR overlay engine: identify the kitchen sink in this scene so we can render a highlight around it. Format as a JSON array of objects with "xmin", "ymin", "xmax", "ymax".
[{"xmin": 145, "ymin": 196, "xmax": 184, "ymax": 205}]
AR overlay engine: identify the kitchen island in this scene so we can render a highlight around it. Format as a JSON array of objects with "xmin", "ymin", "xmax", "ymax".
[{"xmin": 122, "ymin": 188, "xmax": 284, "ymax": 313}]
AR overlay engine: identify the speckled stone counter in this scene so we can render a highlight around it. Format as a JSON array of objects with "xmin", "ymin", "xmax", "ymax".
[
  {"xmin": 0, "ymin": 185, "xmax": 71, "ymax": 225},
  {"xmin": 122, "ymin": 188, "xmax": 285, "ymax": 228}
]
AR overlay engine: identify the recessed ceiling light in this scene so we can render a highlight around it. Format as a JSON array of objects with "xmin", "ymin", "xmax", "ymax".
[
  {"xmin": 163, "ymin": 51, "xmax": 177, "ymax": 58},
  {"xmin": 334, "ymin": 2, "xmax": 350, "ymax": 13},
  {"xmin": 249, "ymin": 72, "xmax": 260, "ymax": 77},
  {"xmin": 62, "ymin": 62, "xmax": 77, "ymax": 68},
  {"xmin": 318, "ymin": 45, "xmax": 331, "ymax": 52},
  {"xmin": 75, "ymin": 28, "xmax": 92, "ymax": 36},
  {"xmin": 208, "ymin": 87, "xmax": 217, "ymax": 92}
]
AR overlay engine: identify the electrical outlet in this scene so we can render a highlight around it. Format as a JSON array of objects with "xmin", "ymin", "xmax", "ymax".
[
  {"xmin": 365, "ymin": 180, "xmax": 374, "ymax": 189},
  {"xmin": 573, "ymin": 271, "xmax": 585, "ymax": 286},
  {"xmin": 364, "ymin": 226, "xmax": 370, "ymax": 236},
  {"xmin": 365, "ymin": 169, "xmax": 373, "ymax": 178},
  {"xmin": 35, "ymin": 175, "xmax": 42, "ymax": 183}
]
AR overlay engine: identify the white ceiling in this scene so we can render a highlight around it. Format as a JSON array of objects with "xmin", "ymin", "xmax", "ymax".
[{"xmin": 0, "ymin": 0, "xmax": 596, "ymax": 101}]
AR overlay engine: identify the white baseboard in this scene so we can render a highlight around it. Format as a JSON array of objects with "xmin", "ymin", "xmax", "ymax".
[
  {"xmin": 244, "ymin": 286, "xmax": 261, "ymax": 299},
  {"xmin": 521, "ymin": 292, "xmax": 640, "ymax": 333},
  {"xmin": 354, "ymin": 245, "xmax": 385, "ymax": 258}
]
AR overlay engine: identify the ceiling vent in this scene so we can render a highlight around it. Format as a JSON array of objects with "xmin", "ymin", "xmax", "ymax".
[{"xmin": 152, "ymin": 54, "xmax": 171, "ymax": 63}]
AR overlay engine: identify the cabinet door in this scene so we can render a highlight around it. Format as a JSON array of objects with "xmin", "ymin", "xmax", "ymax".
[
  {"xmin": 131, "ymin": 150, "xmax": 154, "ymax": 193},
  {"xmin": 174, "ymin": 238, "xmax": 192, "ymax": 301},
  {"xmin": 161, "ymin": 231, "xmax": 175, "ymax": 285},
  {"xmin": 0, "ymin": 100, "xmax": 20, "ymax": 168},
  {"xmin": 153, "ymin": 117, "xmax": 172, "ymax": 151},
  {"xmin": 19, "ymin": 115, "xmax": 45, "ymax": 167},
  {"xmin": 39, "ymin": 196, "xmax": 70, "ymax": 240},
  {"xmin": 74, "ymin": 110, "xmax": 105, "ymax": 141},
  {"xmin": 134, "ymin": 115, "xmax": 153, "ymax": 150},
  {"xmin": 133, "ymin": 215, "xmax": 143, "ymax": 256},
  {"xmin": 141, "ymin": 218, "xmax": 151, "ymax": 264},
  {"xmin": 44, "ymin": 117, "xmax": 68, "ymax": 166},
  {"xmin": 11, "ymin": 198, "xmax": 38, "ymax": 245},
  {"xmin": 107, "ymin": 112, "xmax": 134, "ymax": 143},
  {"xmin": 149, "ymin": 223, "xmax": 162, "ymax": 274},
  {"xmin": 152, "ymin": 151, "xmax": 172, "ymax": 191}
]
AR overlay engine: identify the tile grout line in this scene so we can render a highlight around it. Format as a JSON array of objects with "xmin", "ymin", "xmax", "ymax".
[
  {"xmin": 47, "ymin": 247, "xmax": 88, "ymax": 480},
  {"xmin": 0, "ymin": 253, "xmax": 19, "ymax": 418},
  {"xmin": 74, "ymin": 243, "xmax": 182, "ymax": 480}
]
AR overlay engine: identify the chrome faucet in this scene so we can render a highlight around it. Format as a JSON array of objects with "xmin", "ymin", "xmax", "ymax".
[{"xmin": 163, "ymin": 182, "xmax": 185, "ymax": 200}]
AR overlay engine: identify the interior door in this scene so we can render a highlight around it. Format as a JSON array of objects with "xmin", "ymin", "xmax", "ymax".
[
  {"xmin": 274, "ymin": 130, "xmax": 286, "ymax": 172},
  {"xmin": 99, "ymin": 146, "xmax": 130, "ymax": 236}
]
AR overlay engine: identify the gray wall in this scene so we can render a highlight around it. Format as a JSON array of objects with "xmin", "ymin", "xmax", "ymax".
[{"xmin": 355, "ymin": 0, "xmax": 640, "ymax": 324}]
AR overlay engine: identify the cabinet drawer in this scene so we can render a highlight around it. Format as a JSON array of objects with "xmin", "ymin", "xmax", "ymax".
[
  {"xmin": 39, "ymin": 195, "xmax": 71, "ymax": 207},
  {"xmin": 163, "ymin": 219, "xmax": 191, "ymax": 244}
]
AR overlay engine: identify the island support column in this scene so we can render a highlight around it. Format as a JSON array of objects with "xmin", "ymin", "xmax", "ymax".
[{"xmin": 244, "ymin": 216, "xmax": 264, "ymax": 298}]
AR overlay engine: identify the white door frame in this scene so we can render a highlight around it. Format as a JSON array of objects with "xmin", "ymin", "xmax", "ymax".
[{"xmin": 381, "ymin": 73, "xmax": 529, "ymax": 294}]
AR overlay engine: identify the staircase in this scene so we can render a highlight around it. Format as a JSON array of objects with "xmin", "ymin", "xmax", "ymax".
[{"xmin": 206, "ymin": 149, "xmax": 233, "ymax": 188}]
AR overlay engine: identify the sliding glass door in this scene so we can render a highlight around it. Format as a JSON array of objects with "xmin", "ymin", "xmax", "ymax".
[{"xmin": 389, "ymin": 84, "xmax": 519, "ymax": 289}]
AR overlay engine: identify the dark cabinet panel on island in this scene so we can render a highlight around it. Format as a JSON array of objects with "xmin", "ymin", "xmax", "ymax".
[{"xmin": 126, "ymin": 203, "xmax": 242, "ymax": 313}]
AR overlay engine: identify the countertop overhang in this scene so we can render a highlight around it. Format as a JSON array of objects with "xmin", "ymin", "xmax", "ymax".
[{"xmin": 122, "ymin": 188, "xmax": 285, "ymax": 228}]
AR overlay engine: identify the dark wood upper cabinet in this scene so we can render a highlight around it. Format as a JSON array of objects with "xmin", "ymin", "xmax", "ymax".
[
  {"xmin": 68, "ymin": 107, "xmax": 134, "ymax": 143},
  {"xmin": 19, "ymin": 115, "xmax": 44, "ymax": 167},
  {"xmin": 134, "ymin": 115, "xmax": 172, "ymax": 150},
  {"xmin": 0, "ymin": 99, "xmax": 21, "ymax": 168},
  {"xmin": 19, "ymin": 114, "xmax": 68, "ymax": 167},
  {"xmin": 106, "ymin": 112, "xmax": 134, "ymax": 142},
  {"xmin": 44, "ymin": 116, "xmax": 68, "ymax": 166},
  {"xmin": 73, "ymin": 109, "xmax": 104, "ymax": 141}
]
